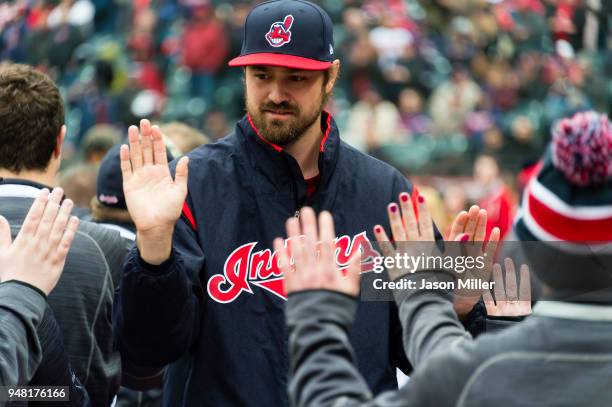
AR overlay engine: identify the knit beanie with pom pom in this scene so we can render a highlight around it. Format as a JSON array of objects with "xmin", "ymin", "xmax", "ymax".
[{"xmin": 514, "ymin": 111, "xmax": 612, "ymax": 297}]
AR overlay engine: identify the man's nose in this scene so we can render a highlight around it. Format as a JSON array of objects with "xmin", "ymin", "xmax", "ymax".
[{"xmin": 268, "ymin": 82, "xmax": 289, "ymax": 105}]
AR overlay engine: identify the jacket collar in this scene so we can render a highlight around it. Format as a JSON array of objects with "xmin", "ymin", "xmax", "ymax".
[
  {"xmin": 235, "ymin": 110, "xmax": 341, "ymax": 206},
  {"xmin": 534, "ymin": 301, "xmax": 612, "ymax": 321},
  {"xmin": 0, "ymin": 178, "xmax": 53, "ymax": 199}
]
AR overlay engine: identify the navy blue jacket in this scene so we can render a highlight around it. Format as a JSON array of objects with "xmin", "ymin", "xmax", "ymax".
[{"xmin": 116, "ymin": 112, "xmax": 451, "ymax": 406}]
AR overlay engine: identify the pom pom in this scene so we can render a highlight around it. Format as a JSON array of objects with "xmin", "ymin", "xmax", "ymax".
[{"xmin": 551, "ymin": 111, "xmax": 612, "ymax": 186}]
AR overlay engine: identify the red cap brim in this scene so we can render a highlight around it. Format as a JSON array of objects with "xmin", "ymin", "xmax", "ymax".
[{"xmin": 228, "ymin": 53, "xmax": 332, "ymax": 70}]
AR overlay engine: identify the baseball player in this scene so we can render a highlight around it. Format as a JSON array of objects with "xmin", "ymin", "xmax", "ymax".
[{"xmin": 115, "ymin": 1, "xmax": 485, "ymax": 405}]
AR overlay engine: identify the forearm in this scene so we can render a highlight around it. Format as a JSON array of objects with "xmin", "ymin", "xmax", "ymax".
[
  {"xmin": 393, "ymin": 271, "xmax": 471, "ymax": 368},
  {"xmin": 287, "ymin": 291, "xmax": 373, "ymax": 407},
  {"xmin": 115, "ymin": 247, "xmax": 201, "ymax": 367},
  {"xmin": 0, "ymin": 281, "xmax": 47, "ymax": 386}
]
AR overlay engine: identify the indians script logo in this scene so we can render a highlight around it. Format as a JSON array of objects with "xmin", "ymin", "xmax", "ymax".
[
  {"xmin": 265, "ymin": 15, "xmax": 294, "ymax": 47},
  {"xmin": 207, "ymin": 232, "xmax": 379, "ymax": 303}
]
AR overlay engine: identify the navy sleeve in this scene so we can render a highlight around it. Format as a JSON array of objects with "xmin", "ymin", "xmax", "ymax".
[{"xmin": 115, "ymin": 214, "xmax": 205, "ymax": 369}]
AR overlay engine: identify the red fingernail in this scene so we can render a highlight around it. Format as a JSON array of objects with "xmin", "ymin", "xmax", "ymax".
[
  {"xmin": 390, "ymin": 204, "xmax": 398, "ymax": 213},
  {"xmin": 400, "ymin": 193, "xmax": 409, "ymax": 202},
  {"xmin": 461, "ymin": 234, "xmax": 469, "ymax": 242},
  {"xmin": 418, "ymin": 195, "xmax": 425, "ymax": 204},
  {"xmin": 375, "ymin": 226, "xmax": 382, "ymax": 233}
]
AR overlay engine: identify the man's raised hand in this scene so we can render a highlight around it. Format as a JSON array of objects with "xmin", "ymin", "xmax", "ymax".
[
  {"xmin": 0, "ymin": 188, "xmax": 79, "ymax": 296},
  {"xmin": 120, "ymin": 119, "xmax": 189, "ymax": 264}
]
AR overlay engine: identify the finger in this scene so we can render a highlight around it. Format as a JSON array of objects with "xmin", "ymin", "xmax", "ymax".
[
  {"xmin": 447, "ymin": 211, "xmax": 468, "ymax": 240},
  {"xmin": 34, "ymin": 188, "xmax": 64, "ymax": 240},
  {"xmin": 416, "ymin": 194, "xmax": 434, "ymax": 241},
  {"xmin": 318, "ymin": 211, "xmax": 336, "ymax": 266},
  {"xmin": 286, "ymin": 217, "xmax": 303, "ymax": 269},
  {"xmin": 128, "ymin": 125, "xmax": 143, "ymax": 169},
  {"xmin": 151, "ymin": 125, "xmax": 169, "ymax": 166},
  {"xmin": 140, "ymin": 119, "xmax": 154, "ymax": 165},
  {"xmin": 300, "ymin": 207, "xmax": 318, "ymax": 262},
  {"xmin": 120, "ymin": 145, "xmax": 133, "ymax": 182},
  {"xmin": 19, "ymin": 188, "xmax": 50, "ymax": 238},
  {"xmin": 47, "ymin": 198, "xmax": 74, "ymax": 253},
  {"xmin": 519, "ymin": 264, "xmax": 531, "ymax": 302},
  {"xmin": 463, "ymin": 205, "xmax": 480, "ymax": 239},
  {"xmin": 0, "ymin": 216, "xmax": 12, "ymax": 250},
  {"xmin": 343, "ymin": 251, "xmax": 362, "ymax": 296},
  {"xmin": 484, "ymin": 227, "xmax": 500, "ymax": 258},
  {"xmin": 492, "ymin": 263, "xmax": 506, "ymax": 302},
  {"xmin": 399, "ymin": 192, "xmax": 419, "ymax": 240},
  {"xmin": 373, "ymin": 225, "xmax": 395, "ymax": 259},
  {"xmin": 474, "ymin": 209, "xmax": 488, "ymax": 243},
  {"xmin": 174, "ymin": 156, "xmax": 189, "ymax": 190},
  {"xmin": 55, "ymin": 216, "xmax": 79, "ymax": 264},
  {"xmin": 504, "ymin": 258, "xmax": 518, "ymax": 300},
  {"xmin": 482, "ymin": 289, "xmax": 496, "ymax": 311},
  {"xmin": 274, "ymin": 238, "xmax": 290, "ymax": 274},
  {"xmin": 388, "ymin": 203, "xmax": 407, "ymax": 242}
]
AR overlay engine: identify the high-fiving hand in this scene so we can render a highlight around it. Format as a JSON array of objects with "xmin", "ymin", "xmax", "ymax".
[
  {"xmin": 484, "ymin": 258, "xmax": 532, "ymax": 317},
  {"xmin": 0, "ymin": 188, "xmax": 79, "ymax": 296},
  {"xmin": 120, "ymin": 119, "xmax": 189, "ymax": 264},
  {"xmin": 373, "ymin": 192, "xmax": 500, "ymax": 318},
  {"xmin": 278, "ymin": 208, "xmax": 361, "ymax": 297}
]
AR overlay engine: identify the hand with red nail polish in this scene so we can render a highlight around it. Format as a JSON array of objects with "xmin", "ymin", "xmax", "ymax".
[{"xmin": 372, "ymin": 192, "xmax": 438, "ymax": 281}]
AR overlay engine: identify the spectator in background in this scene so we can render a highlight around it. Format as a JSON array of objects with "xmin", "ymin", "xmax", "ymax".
[
  {"xmin": 397, "ymin": 88, "xmax": 433, "ymax": 139},
  {"xmin": 81, "ymin": 124, "xmax": 123, "ymax": 165},
  {"xmin": 90, "ymin": 145, "xmax": 138, "ymax": 241},
  {"xmin": 203, "ymin": 108, "xmax": 231, "ymax": 141},
  {"xmin": 429, "ymin": 65, "xmax": 482, "ymax": 135},
  {"xmin": 58, "ymin": 163, "xmax": 98, "ymax": 217},
  {"xmin": 345, "ymin": 86, "xmax": 401, "ymax": 153},
  {"xmin": 182, "ymin": 4, "xmax": 229, "ymax": 103},
  {"xmin": 160, "ymin": 122, "xmax": 209, "ymax": 156},
  {"xmin": 0, "ymin": 63, "xmax": 130, "ymax": 406},
  {"xmin": 128, "ymin": 7, "xmax": 165, "ymax": 95},
  {"xmin": 474, "ymin": 153, "xmax": 514, "ymax": 240}
]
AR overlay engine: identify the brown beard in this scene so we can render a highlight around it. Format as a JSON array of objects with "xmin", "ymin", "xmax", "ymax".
[{"xmin": 246, "ymin": 88, "xmax": 329, "ymax": 146}]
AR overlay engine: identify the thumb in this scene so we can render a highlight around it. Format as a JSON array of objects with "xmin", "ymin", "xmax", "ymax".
[
  {"xmin": 174, "ymin": 156, "xmax": 189, "ymax": 190},
  {"xmin": 0, "ymin": 216, "xmax": 12, "ymax": 251}
]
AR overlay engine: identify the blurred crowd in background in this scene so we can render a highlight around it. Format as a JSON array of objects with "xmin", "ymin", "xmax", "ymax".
[{"xmin": 1, "ymin": 0, "xmax": 610, "ymax": 240}]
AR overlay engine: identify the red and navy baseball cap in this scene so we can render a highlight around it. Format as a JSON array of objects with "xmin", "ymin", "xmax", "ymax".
[{"xmin": 228, "ymin": 0, "xmax": 335, "ymax": 70}]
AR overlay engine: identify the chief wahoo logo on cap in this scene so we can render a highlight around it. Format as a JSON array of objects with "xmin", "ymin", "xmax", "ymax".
[{"xmin": 265, "ymin": 15, "xmax": 294, "ymax": 47}]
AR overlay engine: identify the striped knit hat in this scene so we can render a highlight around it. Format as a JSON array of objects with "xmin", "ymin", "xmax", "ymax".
[
  {"xmin": 514, "ymin": 111, "xmax": 612, "ymax": 296},
  {"xmin": 515, "ymin": 111, "xmax": 612, "ymax": 244}
]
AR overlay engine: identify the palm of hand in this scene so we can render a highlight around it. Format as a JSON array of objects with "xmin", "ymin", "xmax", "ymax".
[{"xmin": 124, "ymin": 164, "xmax": 186, "ymax": 232}]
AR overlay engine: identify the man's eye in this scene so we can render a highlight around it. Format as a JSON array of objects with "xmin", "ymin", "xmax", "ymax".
[
  {"xmin": 290, "ymin": 76, "xmax": 306, "ymax": 82},
  {"xmin": 255, "ymin": 74, "xmax": 269, "ymax": 80}
]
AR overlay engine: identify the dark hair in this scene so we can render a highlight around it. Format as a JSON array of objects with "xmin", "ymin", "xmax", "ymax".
[{"xmin": 0, "ymin": 63, "xmax": 64, "ymax": 172}]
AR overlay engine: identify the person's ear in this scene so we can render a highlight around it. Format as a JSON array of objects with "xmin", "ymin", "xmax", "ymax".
[
  {"xmin": 54, "ymin": 125, "xmax": 66, "ymax": 158},
  {"xmin": 325, "ymin": 59, "xmax": 341, "ymax": 94}
]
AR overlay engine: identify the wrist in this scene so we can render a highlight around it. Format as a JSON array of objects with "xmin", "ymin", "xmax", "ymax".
[{"xmin": 136, "ymin": 226, "xmax": 174, "ymax": 265}]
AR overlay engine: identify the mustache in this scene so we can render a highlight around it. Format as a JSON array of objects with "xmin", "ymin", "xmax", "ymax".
[{"xmin": 260, "ymin": 101, "xmax": 299, "ymax": 114}]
